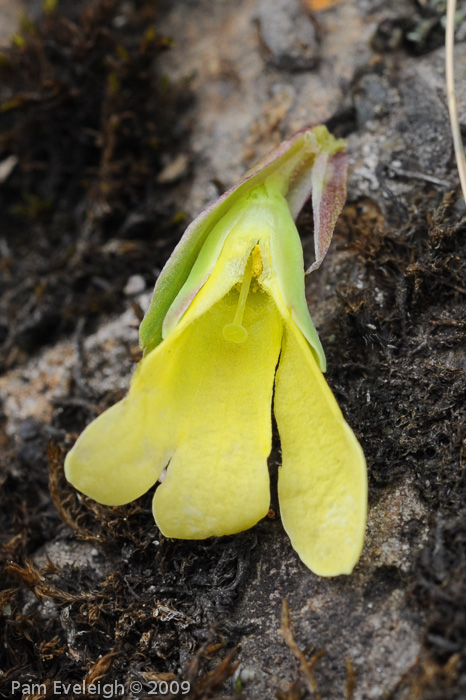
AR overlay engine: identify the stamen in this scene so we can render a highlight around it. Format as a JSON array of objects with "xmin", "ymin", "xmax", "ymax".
[{"xmin": 223, "ymin": 252, "xmax": 254, "ymax": 343}]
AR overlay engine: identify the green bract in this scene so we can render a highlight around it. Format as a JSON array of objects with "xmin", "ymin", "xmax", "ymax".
[{"xmin": 139, "ymin": 125, "xmax": 347, "ymax": 370}]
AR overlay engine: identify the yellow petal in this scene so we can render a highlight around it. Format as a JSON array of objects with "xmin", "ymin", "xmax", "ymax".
[
  {"xmin": 153, "ymin": 284, "xmax": 282, "ymax": 539},
  {"xmin": 64, "ymin": 338, "xmax": 184, "ymax": 506},
  {"xmin": 66, "ymin": 281, "xmax": 282, "ymax": 534},
  {"xmin": 274, "ymin": 321, "xmax": 367, "ymax": 577},
  {"xmin": 64, "ymin": 288, "xmax": 215, "ymax": 506}
]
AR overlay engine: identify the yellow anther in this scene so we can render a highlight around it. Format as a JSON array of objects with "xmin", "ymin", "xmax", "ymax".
[{"xmin": 251, "ymin": 245, "xmax": 263, "ymax": 278}]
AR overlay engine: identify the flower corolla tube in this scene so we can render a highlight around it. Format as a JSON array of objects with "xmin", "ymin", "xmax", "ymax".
[{"xmin": 65, "ymin": 126, "xmax": 367, "ymax": 577}]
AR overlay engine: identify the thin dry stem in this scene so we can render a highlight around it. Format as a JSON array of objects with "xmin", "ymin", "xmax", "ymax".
[
  {"xmin": 280, "ymin": 599, "xmax": 324, "ymax": 698},
  {"xmin": 446, "ymin": 0, "xmax": 466, "ymax": 203}
]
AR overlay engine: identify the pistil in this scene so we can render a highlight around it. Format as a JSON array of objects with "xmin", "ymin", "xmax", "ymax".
[{"xmin": 223, "ymin": 253, "xmax": 254, "ymax": 343}]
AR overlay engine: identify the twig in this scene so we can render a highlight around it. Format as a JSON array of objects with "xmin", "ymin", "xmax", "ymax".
[
  {"xmin": 345, "ymin": 656, "xmax": 356, "ymax": 700},
  {"xmin": 280, "ymin": 599, "xmax": 323, "ymax": 698},
  {"xmin": 389, "ymin": 162, "xmax": 452, "ymax": 188},
  {"xmin": 446, "ymin": 0, "xmax": 466, "ymax": 202}
]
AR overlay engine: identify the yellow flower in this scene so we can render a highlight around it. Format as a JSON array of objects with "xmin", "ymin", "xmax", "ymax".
[{"xmin": 65, "ymin": 126, "xmax": 367, "ymax": 577}]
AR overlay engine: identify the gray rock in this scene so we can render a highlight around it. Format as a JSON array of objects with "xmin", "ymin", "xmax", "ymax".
[{"xmin": 257, "ymin": 0, "xmax": 320, "ymax": 71}]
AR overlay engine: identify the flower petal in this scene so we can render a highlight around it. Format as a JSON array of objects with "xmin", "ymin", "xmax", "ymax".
[
  {"xmin": 64, "ymin": 372, "xmax": 175, "ymax": 507},
  {"xmin": 66, "ymin": 257, "xmax": 282, "ymax": 531},
  {"xmin": 264, "ymin": 193, "xmax": 326, "ymax": 371},
  {"xmin": 274, "ymin": 322, "xmax": 367, "ymax": 577},
  {"xmin": 63, "ymin": 319, "xmax": 206, "ymax": 505},
  {"xmin": 153, "ymin": 286, "xmax": 282, "ymax": 539}
]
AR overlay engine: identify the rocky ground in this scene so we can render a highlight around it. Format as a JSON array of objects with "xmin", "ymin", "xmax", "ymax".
[{"xmin": 1, "ymin": 1, "xmax": 466, "ymax": 699}]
